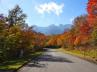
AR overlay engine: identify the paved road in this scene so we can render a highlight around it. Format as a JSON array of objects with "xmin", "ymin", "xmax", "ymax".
[{"xmin": 18, "ymin": 48, "xmax": 97, "ymax": 72}]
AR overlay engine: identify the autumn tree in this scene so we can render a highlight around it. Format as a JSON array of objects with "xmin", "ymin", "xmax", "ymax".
[
  {"xmin": 46, "ymin": 35, "xmax": 58, "ymax": 48},
  {"xmin": 87, "ymin": 0, "xmax": 97, "ymax": 46},
  {"xmin": 32, "ymin": 32, "xmax": 46, "ymax": 50},
  {"xmin": 87, "ymin": 0, "xmax": 97, "ymax": 26},
  {"xmin": 72, "ymin": 15, "xmax": 91, "ymax": 47}
]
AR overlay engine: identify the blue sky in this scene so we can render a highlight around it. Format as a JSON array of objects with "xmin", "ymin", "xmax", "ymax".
[{"xmin": 0, "ymin": 0, "xmax": 88, "ymax": 27}]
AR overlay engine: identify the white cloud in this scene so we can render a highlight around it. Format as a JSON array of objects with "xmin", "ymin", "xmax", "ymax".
[{"xmin": 35, "ymin": 2, "xmax": 64, "ymax": 16}]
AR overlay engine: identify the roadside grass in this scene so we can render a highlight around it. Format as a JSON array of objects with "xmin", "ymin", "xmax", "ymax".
[
  {"xmin": 57, "ymin": 48, "xmax": 97, "ymax": 62},
  {"xmin": 0, "ymin": 59, "xmax": 27, "ymax": 70},
  {"xmin": 57, "ymin": 48, "xmax": 84, "ymax": 57},
  {"xmin": 0, "ymin": 51, "xmax": 43, "ymax": 70}
]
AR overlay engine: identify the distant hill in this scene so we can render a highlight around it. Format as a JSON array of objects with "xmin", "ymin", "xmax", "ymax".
[{"xmin": 33, "ymin": 24, "xmax": 72, "ymax": 35}]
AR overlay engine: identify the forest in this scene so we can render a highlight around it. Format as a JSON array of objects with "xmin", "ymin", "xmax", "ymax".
[{"xmin": 0, "ymin": 0, "xmax": 97, "ymax": 70}]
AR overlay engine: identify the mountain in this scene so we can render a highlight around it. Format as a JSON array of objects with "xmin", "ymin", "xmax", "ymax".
[{"xmin": 33, "ymin": 24, "xmax": 72, "ymax": 35}]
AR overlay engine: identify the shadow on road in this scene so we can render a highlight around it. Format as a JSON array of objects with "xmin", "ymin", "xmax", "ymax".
[
  {"xmin": 0, "ymin": 70, "xmax": 14, "ymax": 72},
  {"xmin": 26, "ymin": 63, "xmax": 46, "ymax": 68},
  {"xmin": 25, "ymin": 49, "xmax": 74, "ymax": 68},
  {"xmin": 38, "ymin": 55, "xmax": 73, "ymax": 63},
  {"xmin": 26, "ymin": 54, "xmax": 73, "ymax": 68}
]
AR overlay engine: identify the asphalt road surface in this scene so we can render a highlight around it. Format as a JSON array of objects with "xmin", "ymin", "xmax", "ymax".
[{"xmin": 18, "ymin": 48, "xmax": 97, "ymax": 72}]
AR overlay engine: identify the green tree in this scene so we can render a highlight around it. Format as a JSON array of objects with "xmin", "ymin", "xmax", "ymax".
[
  {"xmin": 0, "ymin": 14, "xmax": 8, "ymax": 61},
  {"xmin": 7, "ymin": 5, "xmax": 27, "ymax": 27},
  {"xmin": 91, "ymin": 26, "xmax": 97, "ymax": 46}
]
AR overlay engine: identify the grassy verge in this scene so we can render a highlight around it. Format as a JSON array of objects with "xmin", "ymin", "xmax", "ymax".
[
  {"xmin": 57, "ymin": 48, "xmax": 97, "ymax": 64},
  {"xmin": 0, "ymin": 51, "xmax": 43, "ymax": 71}
]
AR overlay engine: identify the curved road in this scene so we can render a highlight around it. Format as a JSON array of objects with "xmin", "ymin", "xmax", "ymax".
[{"xmin": 18, "ymin": 49, "xmax": 97, "ymax": 72}]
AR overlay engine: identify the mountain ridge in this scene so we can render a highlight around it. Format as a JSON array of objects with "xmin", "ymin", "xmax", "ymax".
[{"xmin": 33, "ymin": 24, "xmax": 72, "ymax": 35}]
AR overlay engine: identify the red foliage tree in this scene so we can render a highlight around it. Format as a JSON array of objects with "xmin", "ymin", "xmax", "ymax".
[{"xmin": 87, "ymin": 0, "xmax": 97, "ymax": 26}]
